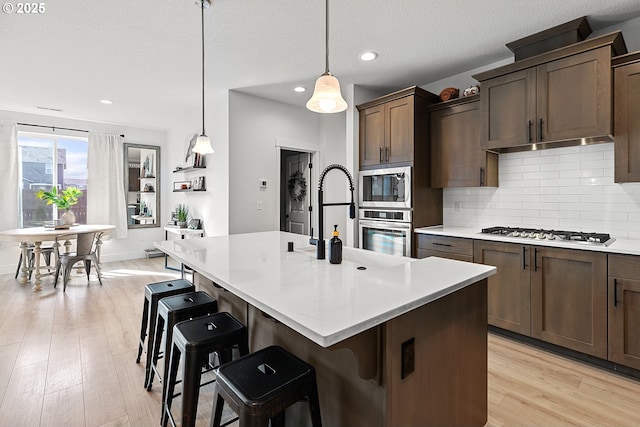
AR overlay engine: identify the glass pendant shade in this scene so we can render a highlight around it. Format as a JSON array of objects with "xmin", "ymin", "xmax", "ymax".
[
  {"xmin": 306, "ymin": 72, "xmax": 347, "ymax": 113},
  {"xmin": 193, "ymin": 134, "xmax": 214, "ymax": 154}
]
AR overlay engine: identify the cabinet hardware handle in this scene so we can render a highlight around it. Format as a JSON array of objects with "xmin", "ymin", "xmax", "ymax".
[
  {"xmin": 528, "ymin": 120, "xmax": 532, "ymax": 143},
  {"xmin": 480, "ymin": 167, "xmax": 485, "ymax": 186},
  {"xmin": 614, "ymin": 278, "xmax": 618, "ymax": 307},
  {"xmin": 538, "ymin": 118, "xmax": 543, "ymax": 142},
  {"xmin": 522, "ymin": 246, "xmax": 527, "ymax": 270},
  {"xmin": 385, "ymin": 146, "xmax": 389, "ymax": 163},
  {"xmin": 379, "ymin": 147, "xmax": 383, "ymax": 163},
  {"xmin": 534, "ymin": 247, "xmax": 538, "ymax": 271},
  {"xmin": 432, "ymin": 242, "xmax": 452, "ymax": 247}
]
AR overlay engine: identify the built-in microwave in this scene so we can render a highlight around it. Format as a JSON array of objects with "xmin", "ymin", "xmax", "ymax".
[{"xmin": 359, "ymin": 166, "xmax": 411, "ymax": 209}]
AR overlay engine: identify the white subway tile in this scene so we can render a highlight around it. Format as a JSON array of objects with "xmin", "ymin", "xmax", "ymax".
[{"xmin": 541, "ymin": 161, "xmax": 580, "ymax": 172}]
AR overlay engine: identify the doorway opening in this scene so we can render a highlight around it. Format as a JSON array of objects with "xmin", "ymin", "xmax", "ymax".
[{"xmin": 280, "ymin": 150, "xmax": 314, "ymax": 235}]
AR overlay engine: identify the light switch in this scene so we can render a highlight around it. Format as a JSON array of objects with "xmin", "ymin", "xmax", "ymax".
[
  {"xmin": 257, "ymin": 201, "xmax": 262, "ymax": 210},
  {"xmin": 259, "ymin": 179, "xmax": 267, "ymax": 188}
]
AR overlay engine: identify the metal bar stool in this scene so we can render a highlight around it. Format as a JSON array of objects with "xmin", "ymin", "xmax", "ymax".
[
  {"xmin": 147, "ymin": 291, "xmax": 218, "ymax": 418},
  {"xmin": 211, "ymin": 345, "xmax": 322, "ymax": 427},
  {"xmin": 162, "ymin": 312, "xmax": 249, "ymax": 427},
  {"xmin": 136, "ymin": 279, "xmax": 195, "ymax": 388}
]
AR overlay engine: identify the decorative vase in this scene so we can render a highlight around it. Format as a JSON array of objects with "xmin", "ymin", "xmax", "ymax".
[
  {"xmin": 177, "ymin": 221, "xmax": 187, "ymax": 228},
  {"xmin": 61, "ymin": 209, "xmax": 75, "ymax": 226}
]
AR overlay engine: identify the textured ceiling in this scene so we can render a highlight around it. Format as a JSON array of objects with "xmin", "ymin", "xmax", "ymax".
[{"xmin": 1, "ymin": 0, "xmax": 640, "ymax": 131}]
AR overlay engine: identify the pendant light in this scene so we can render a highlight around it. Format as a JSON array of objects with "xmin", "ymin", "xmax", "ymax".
[
  {"xmin": 306, "ymin": 0, "xmax": 348, "ymax": 114},
  {"xmin": 193, "ymin": 0, "xmax": 215, "ymax": 154}
]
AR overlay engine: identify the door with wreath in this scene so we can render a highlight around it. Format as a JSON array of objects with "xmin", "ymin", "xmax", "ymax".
[{"xmin": 283, "ymin": 151, "xmax": 310, "ymax": 235}]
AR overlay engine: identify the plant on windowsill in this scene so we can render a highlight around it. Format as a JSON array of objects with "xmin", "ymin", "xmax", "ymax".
[
  {"xmin": 175, "ymin": 204, "xmax": 189, "ymax": 228},
  {"xmin": 36, "ymin": 186, "xmax": 83, "ymax": 226}
]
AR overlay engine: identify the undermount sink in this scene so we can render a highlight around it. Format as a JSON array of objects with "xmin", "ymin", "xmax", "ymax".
[{"xmin": 296, "ymin": 245, "xmax": 413, "ymax": 268}]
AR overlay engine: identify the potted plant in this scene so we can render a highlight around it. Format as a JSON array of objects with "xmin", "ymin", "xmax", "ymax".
[
  {"xmin": 36, "ymin": 186, "xmax": 83, "ymax": 225},
  {"xmin": 175, "ymin": 204, "xmax": 189, "ymax": 228}
]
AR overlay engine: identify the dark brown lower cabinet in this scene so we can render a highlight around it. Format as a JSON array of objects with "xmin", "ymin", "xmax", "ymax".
[
  {"xmin": 608, "ymin": 254, "xmax": 640, "ymax": 370},
  {"xmin": 474, "ymin": 240, "xmax": 531, "ymax": 336},
  {"xmin": 531, "ymin": 247, "xmax": 607, "ymax": 359}
]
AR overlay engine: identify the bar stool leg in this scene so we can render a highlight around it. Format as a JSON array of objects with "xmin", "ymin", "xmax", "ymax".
[
  {"xmin": 136, "ymin": 298, "xmax": 149, "ymax": 363},
  {"xmin": 180, "ymin": 351, "xmax": 204, "ymax": 427},
  {"xmin": 211, "ymin": 385, "xmax": 225, "ymax": 427},
  {"xmin": 147, "ymin": 314, "xmax": 165, "ymax": 390},
  {"xmin": 308, "ymin": 385, "xmax": 323, "ymax": 427},
  {"xmin": 162, "ymin": 344, "xmax": 182, "ymax": 427}
]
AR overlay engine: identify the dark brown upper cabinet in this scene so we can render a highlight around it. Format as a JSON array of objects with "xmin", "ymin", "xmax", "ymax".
[
  {"xmin": 474, "ymin": 32, "xmax": 626, "ymax": 153},
  {"xmin": 429, "ymin": 96, "xmax": 498, "ymax": 188},
  {"xmin": 357, "ymin": 86, "xmax": 439, "ymax": 169},
  {"xmin": 613, "ymin": 52, "xmax": 640, "ymax": 183}
]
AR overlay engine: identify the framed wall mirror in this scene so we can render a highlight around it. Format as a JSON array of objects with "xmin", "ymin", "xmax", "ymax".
[{"xmin": 124, "ymin": 143, "xmax": 161, "ymax": 228}]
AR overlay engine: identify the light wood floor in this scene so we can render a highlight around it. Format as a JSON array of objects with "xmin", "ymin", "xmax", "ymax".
[{"xmin": 1, "ymin": 258, "xmax": 639, "ymax": 427}]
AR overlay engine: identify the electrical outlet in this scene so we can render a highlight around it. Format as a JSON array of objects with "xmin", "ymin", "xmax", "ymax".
[
  {"xmin": 139, "ymin": 235, "xmax": 144, "ymax": 241},
  {"xmin": 401, "ymin": 338, "xmax": 415, "ymax": 379}
]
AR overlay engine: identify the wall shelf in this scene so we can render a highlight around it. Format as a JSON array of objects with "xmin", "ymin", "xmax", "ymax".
[
  {"xmin": 172, "ymin": 188, "xmax": 207, "ymax": 193},
  {"xmin": 173, "ymin": 166, "xmax": 206, "ymax": 173}
]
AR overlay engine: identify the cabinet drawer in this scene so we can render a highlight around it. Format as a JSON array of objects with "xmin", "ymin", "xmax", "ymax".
[
  {"xmin": 609, "ymin": 254, "xmax": 640, "ymax": 279},
  {"xmin": 417, "ymin": 248, "xmax": 473, "ymax": 262},
  {"xmin": 416, "ymin": 235, "xmax": 473, "ymax": 257}
]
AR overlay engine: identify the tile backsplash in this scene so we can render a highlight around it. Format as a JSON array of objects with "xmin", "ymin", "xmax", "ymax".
[{"xmin": 443, "ymin": 143, "xmax": 640, "ymax": 240}]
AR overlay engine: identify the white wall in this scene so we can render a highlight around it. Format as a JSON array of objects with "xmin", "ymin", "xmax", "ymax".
[
  {"xmin": 0, "ymin": 109, "xmax": 167, "ymax": 273},
  {"xmin": 163, "ymin": 90, "xmax": 230, "ymax": 239},
  {"xmin": 421, "ymin": 16, "xmax": 640, "ymax": 237},
  {"xmin": 228, "ymin": 91, "xmax": 353, "ymax": 242}
]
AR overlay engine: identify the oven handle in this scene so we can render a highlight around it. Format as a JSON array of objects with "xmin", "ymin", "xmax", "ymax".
[{"xmin": 359, "ymin": 219, "xmax": 412, "ymax": 232}]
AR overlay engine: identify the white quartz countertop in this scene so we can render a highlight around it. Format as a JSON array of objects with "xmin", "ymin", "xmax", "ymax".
[
  {"xmin": 415, "ymin": 226, "xmax": 640, "ymax": 256},
  {"xmin": 155, "ymin": 231, "xmax": 495, "ymax": 347}
]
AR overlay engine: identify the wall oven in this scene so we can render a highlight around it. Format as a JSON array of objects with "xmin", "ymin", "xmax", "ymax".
[
  {"xmin": 358, "ymin": 209, "xmax": 412, "ymax": 257},
  {"xmin": 359, "ymin": 166, "xmax": 411, "ymax": 209}
]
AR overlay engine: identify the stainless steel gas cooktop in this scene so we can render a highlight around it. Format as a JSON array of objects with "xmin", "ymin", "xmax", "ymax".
[{"xmin": 481, "ymin": 226, "xmax": 615, "ymax": 246}]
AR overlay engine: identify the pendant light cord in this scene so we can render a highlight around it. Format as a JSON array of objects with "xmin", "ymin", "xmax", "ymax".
[
  {"xmin": 324, "ymin": 0, "xmax": 329, "ymax": 74},
  {"xmin": 201, "ymin": 0, "xmax": 206, "ymax": 136}
]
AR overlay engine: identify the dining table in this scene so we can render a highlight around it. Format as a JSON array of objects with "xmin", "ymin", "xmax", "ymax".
[{"xmin": 0, "ymin": 224, "xmax": 115, "ymax": 291}]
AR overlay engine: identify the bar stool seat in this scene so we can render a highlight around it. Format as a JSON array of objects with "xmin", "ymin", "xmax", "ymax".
[
  {"xmin": 163, "ymin": 312, "xmax": 249, "ymax": 427},
  {"xmin": 211, "ymin": 345, "xmax": 322, "ymax": 427},
  {"xmin": 136, "ymin": 278, "xmax": 195, "ymax": 389}
]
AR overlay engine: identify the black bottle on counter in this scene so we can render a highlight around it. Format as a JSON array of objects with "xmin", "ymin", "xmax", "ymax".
[{"xmin": 329, "ymin": 224, "xmax": 342, "ymax": 264}]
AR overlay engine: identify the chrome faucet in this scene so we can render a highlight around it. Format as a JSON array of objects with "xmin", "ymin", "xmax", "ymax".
[{"xmin": 309, "ymin": 164, "xmax": 356, "ymax": 259}]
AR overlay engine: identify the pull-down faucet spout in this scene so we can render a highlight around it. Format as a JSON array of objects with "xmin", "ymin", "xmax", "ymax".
[{"xmin": 309, "ymin": 164, "xmax": 356, "ymax": 259}]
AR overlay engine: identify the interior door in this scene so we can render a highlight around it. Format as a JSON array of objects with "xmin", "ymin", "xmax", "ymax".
[{"xmin": 284, "ymin": 152, "xmax": 310, "ymax": 235}]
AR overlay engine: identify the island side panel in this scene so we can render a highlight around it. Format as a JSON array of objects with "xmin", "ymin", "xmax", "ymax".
[{"xmin": 385, "ymin": 279, "xmax": 488, "ymax": 427}]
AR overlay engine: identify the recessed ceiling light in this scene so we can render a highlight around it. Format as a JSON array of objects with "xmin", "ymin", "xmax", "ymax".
[
  {"xmin": 100, "ymin": 99, "xmax": 113, "ymax": 104},
  {"xmin": 360, "ymin": 51, "xmax": 378, "ymax": 61},
  {"xmin": 294, "ymin": 86, "xmax": 306, "ymax": 93}
]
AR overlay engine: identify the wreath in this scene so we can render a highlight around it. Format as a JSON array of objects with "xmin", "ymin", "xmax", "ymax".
[{"xmin": 288, "ymin": 170, "xmax": 307, "ymax": 202}]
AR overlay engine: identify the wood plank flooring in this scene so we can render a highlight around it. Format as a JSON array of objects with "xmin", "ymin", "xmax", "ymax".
[{"xmin": 0, "ymin": 258, "xmax": 639, "ymax": 426}]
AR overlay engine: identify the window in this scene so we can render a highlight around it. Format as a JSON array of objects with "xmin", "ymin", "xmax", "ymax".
[{"xmin": 18, "ymin": 132, "xmax": 89, "ymax": 227}]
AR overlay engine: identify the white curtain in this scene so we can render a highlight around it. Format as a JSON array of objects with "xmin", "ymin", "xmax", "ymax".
[
  {"xmin": 87, "ymin": 133, "xmax": 128, "ymax": 239},
  {"xmin": 0, "ymin": 122, "xmax": 19, "ymax": 233}
]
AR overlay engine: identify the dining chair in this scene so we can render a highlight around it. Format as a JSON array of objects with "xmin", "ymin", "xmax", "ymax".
[
  {"xmin": 53, "ymin": 231, "xmax": 104, "ymax": 291},
  {"xmin": 14, "ymin": 244, "xmax": 54, "ymax": 280}
]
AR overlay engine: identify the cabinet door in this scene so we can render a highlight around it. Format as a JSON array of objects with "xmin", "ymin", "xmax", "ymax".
[
  {"xmin": 473, "ymin": 241, "xmax": 531, "ymax": 335},
  {"xmin": 608, "ymin": 254, "xmax": 640, "ymax": 369},
  {"xmin": 386, "ymin": 96, "xmax": 414, "ymax": 164},
  {"xmin": 480, "ymin": 68, "xmax": 536, "ymax": 150},
  {"xmin": 359, "ymin": 104, "xmax": 386, "ymax": 167},
  {"xmin": 431, "ymin": 100, "xmax": 491, "ymax": 187},
  {"xmin": 531, "ymin": 247, "xmax": 607, "ymax": 358},
  {"xmin": 614, "ymin": 61, "xmax": 640, "ymax": 183},
  {"xmin": 537, "ymin": 47, "xmax": 611, "ymax": 143}
]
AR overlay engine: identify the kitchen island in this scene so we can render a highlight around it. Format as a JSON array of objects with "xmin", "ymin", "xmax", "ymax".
[{"xmin": 155, "ymin": 231, "xmax": 495, "ymax": 427}]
